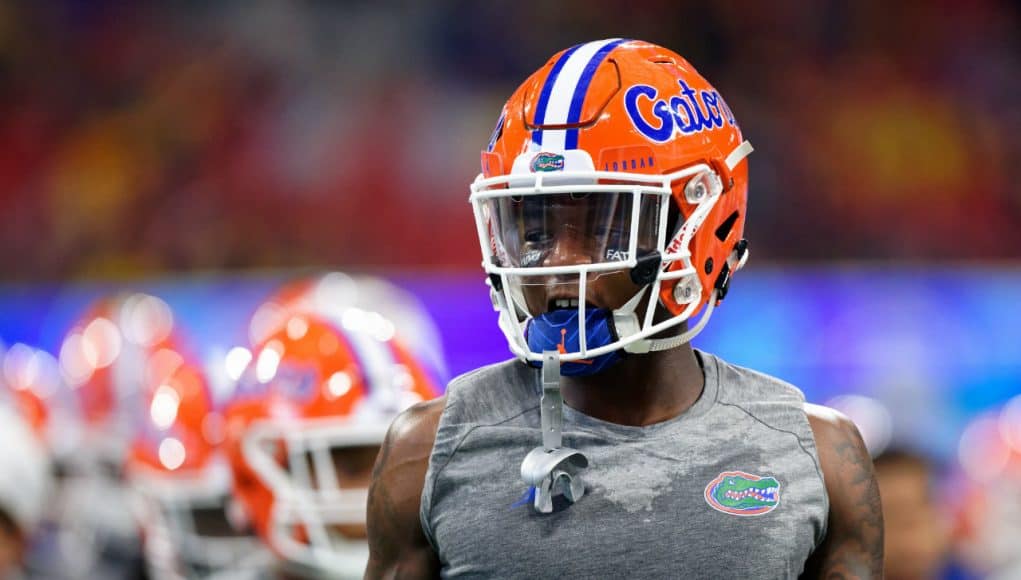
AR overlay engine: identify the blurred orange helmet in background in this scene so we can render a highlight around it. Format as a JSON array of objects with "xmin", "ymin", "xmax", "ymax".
[
  {"xmin": 44, "ymin": 293, "xmax": 181, "ymax": 576},
  {"xmin": 127, "ymin": 346, "xmax": 271, "ymax": 579},
  {"xmin": 0, "ymin": 342, "xmax": 62, "ymax": 443},
  {"xmin": 57, "ymin": 293, "xmax": 179, "ymax": 461},
  {"xmin": 224, "ymin": 310, "xmax": 438, "ymax": 576},
  {"xmin": 129, "ymin": 350, "xmax": 218, "ymax": 476},
  {"xmin": 248, "ymin": 272, "xmax": 447, "ymax": 379}
]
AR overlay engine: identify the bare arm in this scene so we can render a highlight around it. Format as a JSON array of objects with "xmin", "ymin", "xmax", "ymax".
[
  {"xmin": 364, "ymin": 397, "xmax": 445, "ymax": 580},
  {"xmin": 801, "ymin": 403, "xmax": 884, "ymax": 579}
]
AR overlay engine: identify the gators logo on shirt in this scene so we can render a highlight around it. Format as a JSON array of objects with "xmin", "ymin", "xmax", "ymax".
[{"xmin": 704, "ymin": 471, "xmax": 780, "ymax": 516}]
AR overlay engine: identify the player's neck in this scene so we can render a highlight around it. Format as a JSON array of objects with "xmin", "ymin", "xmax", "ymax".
[{"xmin": 560, "ymin": 343, "xmax": 704, "ymax": 427}]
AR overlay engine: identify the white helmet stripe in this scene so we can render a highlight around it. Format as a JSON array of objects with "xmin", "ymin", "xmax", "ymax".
[
  {"xmin": 341, "ymin": 325, "xmax": 396, "ymax": 401},
  {"xmin": 533, "ymin": 38, "xmax": 624, "ymax": 151}
]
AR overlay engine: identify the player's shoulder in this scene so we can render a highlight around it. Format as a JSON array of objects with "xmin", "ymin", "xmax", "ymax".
[
  {"xmin": 802, "ymin": 403, "xmax": 863, "ymax": 452},
  {"xmin": 383, "ymin": 358, "xmax": 534, "ymax": 452},
  {"xmin": 373, "ymin": 397, "xmax": 447, "ymax": 497},
  {"xmin": 444, "ymin": 358, "xmax": 533, "ymax": 395},
  {"xmin": 440, "ymin": 358, "xmax": 538, "ymax": 426},
  {"xmin": 703, "ymin": 350, "xmax": 807, "ymax": 407},
  {"xmin": 386, "ymin": 396, "xmax": 447, "ymax": 450}
]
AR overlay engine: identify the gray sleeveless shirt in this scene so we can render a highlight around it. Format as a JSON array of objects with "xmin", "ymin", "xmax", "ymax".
[{"xmin": 420, "ymin": 351, "xmax": 829, "ymax": 579}]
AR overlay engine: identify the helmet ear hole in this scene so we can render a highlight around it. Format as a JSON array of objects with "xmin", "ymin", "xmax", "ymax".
[
  {"xmin": 665, "ymin": 202, "xmax": 682, "ymax": 240},
  {"xmin": 714, "ymin": 211, "xmax": 740, "ymax": 242}
]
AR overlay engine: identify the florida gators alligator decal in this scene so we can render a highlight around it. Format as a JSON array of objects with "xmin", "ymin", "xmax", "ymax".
[
  {"xmin": 704, "ymin": 471, "xmax": 780, "ymax": 516},
  {"xmin": 529, "ymin": 151, "xmax": 565, "ymax": 172}
]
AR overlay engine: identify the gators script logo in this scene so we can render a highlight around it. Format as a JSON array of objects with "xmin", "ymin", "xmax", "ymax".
[
  {"xmin": 704, "ymin": 471, "xmax": 780, "ymax": 516},
  {"xmin": 624, "ymin": 80, "xmax": 737, "ymax": 143}
]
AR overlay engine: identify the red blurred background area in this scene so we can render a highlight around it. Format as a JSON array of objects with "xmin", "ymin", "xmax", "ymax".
[{"xmin": 1, "ymin": 0, "xmax": 1018, "ymax": 281}]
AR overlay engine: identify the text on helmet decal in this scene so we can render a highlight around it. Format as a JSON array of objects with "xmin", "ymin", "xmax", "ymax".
[
  {"xmin": 624, "ymin": 80, "xmax": 737, "ymax": 143},
  {"xmin": 601, "ymin": 156, "xmax": 655, "ymax": 172},
  {"xmin": 272, "ymin": 365, "xmax": 318, "ymax": 402}
]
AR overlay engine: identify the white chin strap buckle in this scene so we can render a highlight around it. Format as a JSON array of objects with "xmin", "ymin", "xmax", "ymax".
[{"xmin": 520, "ymin": 351, "xmax": 588, "ymax": 513}]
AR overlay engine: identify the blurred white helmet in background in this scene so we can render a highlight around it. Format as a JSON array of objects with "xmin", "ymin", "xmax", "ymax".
[{"xmin": 0, "ymin": 403, "xmax": 53, "ymax": 543}]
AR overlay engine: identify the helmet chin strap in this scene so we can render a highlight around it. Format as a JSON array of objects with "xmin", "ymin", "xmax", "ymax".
[{"xmin": 645, "ymin": 291, "xmax": 718, "ymax": 352}]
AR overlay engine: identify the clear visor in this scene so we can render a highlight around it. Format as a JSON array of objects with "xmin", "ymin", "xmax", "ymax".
[{"xmin": 482, "ymin": 192, "xmax": 662, "ymax": 278}]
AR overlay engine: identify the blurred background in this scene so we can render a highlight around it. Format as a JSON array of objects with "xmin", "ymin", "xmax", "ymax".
[{"xmin": 0, "ymin": 0, "xmax": 1019, "ymax": 578}]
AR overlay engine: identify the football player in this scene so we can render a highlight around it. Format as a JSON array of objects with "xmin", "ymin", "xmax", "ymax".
[
  {"xmin": 53, "ymin": 292, "xmax": 181, "ymax": 578},
  {"xmin": 127, "ymin": 342, "xmax": 273, "ymax": 579},
  {"xmin": 225, "ymin": 277, "xmax": 441, "ymax": 578},
  {"xmin": 367, "ymin": 39, "xmax": 882, "ymax": 578}
]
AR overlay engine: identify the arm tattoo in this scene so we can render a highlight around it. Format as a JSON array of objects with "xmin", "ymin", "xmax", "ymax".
[{"xmin": 823, "ymin": 431, "xmax": 884, "ymax": 579}]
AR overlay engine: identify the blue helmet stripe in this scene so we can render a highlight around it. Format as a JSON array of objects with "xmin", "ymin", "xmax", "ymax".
[
  {"xmin": 564, "ymin": 38, "xmax": 627, "ymax": 149},
  {"xmin": 531, "ymin": 43, "xmax": 583, "ymax": 146}
]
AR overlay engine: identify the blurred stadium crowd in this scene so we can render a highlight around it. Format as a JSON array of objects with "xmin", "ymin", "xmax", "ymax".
[{"xmin": 1, "ymin": 0, "xmax": 1019, "ymax": 280}]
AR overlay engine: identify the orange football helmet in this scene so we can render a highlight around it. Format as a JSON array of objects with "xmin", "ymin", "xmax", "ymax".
[
  {"xmin": 58, "ymin": 293, "xmax": 179, "ymax": 460},
  {"xmin": 52, "ymin": 293, "xmax": 179, "ymax": 575},
  {"xmin": 127, "ymin": 348, "xmax": 271, "ymax": 579},
  {"xmin": 248, "ymin": 272, "xmax": 447, "ymax": 379},
  {"xmin": 224, "ymin": 312, "xmax": 438, "ymax": 576},
  {"xmin": 0, "ymin": 343, "xmax": 56, "ymax": 541},
  {"xmin": 0, "ymin": 403, "xmax": 52, "ymax": 545},
  {"xmin": 471, "ymin": 39, "xmax": 753, "ymax": 364},
  {"xmin": 0, "ymin": 343, "xmax": 62, "ymax": 442}
]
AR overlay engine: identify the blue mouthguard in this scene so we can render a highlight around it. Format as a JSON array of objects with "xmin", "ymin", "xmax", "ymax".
[{"xmin": 525, "ymin": 308, "xmax": 624, "ymax": 376}]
